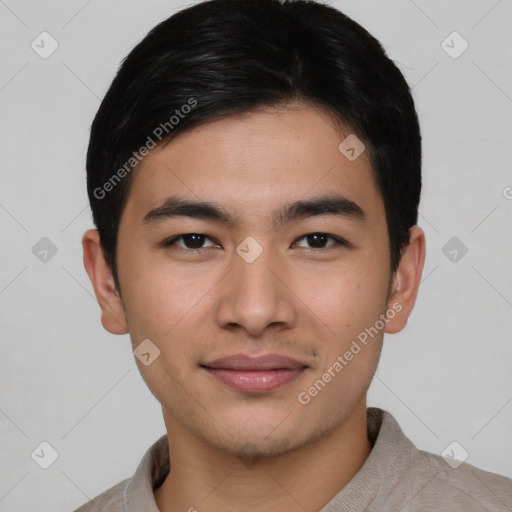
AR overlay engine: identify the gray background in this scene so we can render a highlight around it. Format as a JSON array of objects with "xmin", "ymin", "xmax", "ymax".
[{"xmin": 1, "ymin": 0, "xmax": 511, "ymax": 509}]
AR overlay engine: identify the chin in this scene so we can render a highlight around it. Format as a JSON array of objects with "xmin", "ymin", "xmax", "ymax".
[
  {"xmin": 205, "ymin": 415, "xmax": 332, "ymax": 462},
  {"xmin": 226, "ymin": 433, "xmax": 300, "ymax": 461}
]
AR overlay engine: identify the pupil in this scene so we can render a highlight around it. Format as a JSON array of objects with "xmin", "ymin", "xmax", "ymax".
[
  {"xmin": 307, "ymin": 233, "xmax": 327, "ymax": 248},
  {"xmin": 184, "ymin": 234, "xmax": 204, "ymax": 249}
]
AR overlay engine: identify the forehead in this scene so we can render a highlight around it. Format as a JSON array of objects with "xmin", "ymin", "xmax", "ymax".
[{"xmin": 123, "ymin": 102, "xmax": 384, "ymax": 227}]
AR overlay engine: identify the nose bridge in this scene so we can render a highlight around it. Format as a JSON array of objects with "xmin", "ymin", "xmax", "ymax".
[
  {"xmin": 215, "ymin": 239, "xmax": 296, "ymax": 335},
  {"xmin": 233, "ymin": 239, "xmax": 280, "ymax": 306},
  {"xmin": 236, "ymin": 243, "xmax": 276, "ymax": 294}
]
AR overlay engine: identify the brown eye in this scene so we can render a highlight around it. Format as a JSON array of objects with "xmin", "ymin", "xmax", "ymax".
[
  {"xmin": 294, "ymin": 233, "xmax": 344, "ymax": 249},
  {"xmin": 163, "ymin": 234, "xmax": 216, "ymax": 250}
]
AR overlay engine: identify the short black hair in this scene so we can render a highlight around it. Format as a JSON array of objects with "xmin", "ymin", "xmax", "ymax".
[{"xmin": 86, "ymin": 0, "xmax": 422, "ymax": 290}]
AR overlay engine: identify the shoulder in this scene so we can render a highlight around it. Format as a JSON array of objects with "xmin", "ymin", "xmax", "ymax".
[
  {"xmin": 74, "ymin": 478, "xmax": 129, "ymax": 512},
  {"xmin": 407, "ymin": 449, "xmax": 512, "ymax": 511},
  {"xmin": 366, "ymin": 409, "xmax": 512, "ymax": 511},
  {"xmin": 72, "ymin": 434, "xmax": 169, "ymax": 512}
]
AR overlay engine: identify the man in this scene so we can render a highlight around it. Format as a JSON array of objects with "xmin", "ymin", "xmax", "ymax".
[{"xmin": 77, "ymin": 0, "xmax": 512, "ymax": 510}]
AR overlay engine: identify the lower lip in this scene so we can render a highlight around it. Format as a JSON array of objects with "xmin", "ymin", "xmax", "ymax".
[{"xmin": 204, "ymin": 368, "xmax": 305, "ymax": 393}]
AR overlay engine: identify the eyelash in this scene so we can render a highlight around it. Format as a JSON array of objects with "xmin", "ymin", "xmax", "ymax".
[{"xmin": 160, "ymin": 233, "xmax": 348, "ymax": 251}]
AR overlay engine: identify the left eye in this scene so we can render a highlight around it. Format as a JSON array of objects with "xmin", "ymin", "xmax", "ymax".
[{"xmin": 294, "ymin": 233, "xmax": 344, "ymax": 249}]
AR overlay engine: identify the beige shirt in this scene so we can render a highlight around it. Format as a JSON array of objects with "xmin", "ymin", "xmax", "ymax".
[{"xmin": 74, "ymin": 408, "xmax": 512, "ymax": 511}]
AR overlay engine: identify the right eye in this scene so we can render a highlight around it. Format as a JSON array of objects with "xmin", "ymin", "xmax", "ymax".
[{"xmin": 161, "ymin": 233, "xmax": 218, "ymax": 250}]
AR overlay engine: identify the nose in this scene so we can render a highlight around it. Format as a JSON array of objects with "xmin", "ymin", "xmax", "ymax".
[{"xmin": 214, "ymin": 244, "xmax": 298, "ymax": 337}]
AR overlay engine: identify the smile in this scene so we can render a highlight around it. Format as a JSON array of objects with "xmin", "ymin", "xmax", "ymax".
[{"xmin": 201, "ymin": 354, "xmax": 308, "ymax": 393}]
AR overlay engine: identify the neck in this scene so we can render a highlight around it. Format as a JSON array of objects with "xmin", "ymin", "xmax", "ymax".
[{"xmin": 154, "ymin": 400, "xmax": 371, "ymax": 512}]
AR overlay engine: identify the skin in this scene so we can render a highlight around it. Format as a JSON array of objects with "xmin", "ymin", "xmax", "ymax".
[{"xmin": 83, "ymin": 101, "xmax": 425, "ymax": 512}]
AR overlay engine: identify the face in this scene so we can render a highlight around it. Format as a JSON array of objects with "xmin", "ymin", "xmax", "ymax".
[{"xmin": 90, "ymin": 102, "xmax": 414, "ymax": 457}]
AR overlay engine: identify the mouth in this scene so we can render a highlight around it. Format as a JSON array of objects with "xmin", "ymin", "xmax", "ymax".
[{"xmin": 201, "ymin": 354, "xmax": 308, "ymax": 393}]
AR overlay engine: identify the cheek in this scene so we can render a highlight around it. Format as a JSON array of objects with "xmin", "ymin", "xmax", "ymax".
[
  {"xmin": 123, "ymin": 268, "xmax": 205, "ymax": 400},
  {"xmin": 120, "ymin": 260, "xmax": 185, "ymax": 340},
  {"xmin": 298, "ymin": 266, "xmax": 385, "ymax": 334},
  {"xmin": 120, "ymin": 257, "xmax": 221, "ymax": 355}
]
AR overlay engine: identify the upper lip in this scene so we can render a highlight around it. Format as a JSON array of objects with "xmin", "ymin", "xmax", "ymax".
[{"xmin": 202, "ymin": 354, "xmax": 307, "ymax": 371}]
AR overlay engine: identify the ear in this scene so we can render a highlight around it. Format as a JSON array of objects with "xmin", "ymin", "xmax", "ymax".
[
  {"xmin": 82, "ymin": 229, "xmax": 128, "ymax": 335},
  {"xmin": 384, "ymin": 226, "xmax": 426, "ymax": 334}
]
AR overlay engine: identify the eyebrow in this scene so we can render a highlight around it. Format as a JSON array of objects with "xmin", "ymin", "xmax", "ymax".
[{"xmin": 142, "ymin": 195, "xmax": 366, "ymax": 227}]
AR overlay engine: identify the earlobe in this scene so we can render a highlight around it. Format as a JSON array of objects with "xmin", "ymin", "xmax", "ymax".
[
  {"xmin": 384, "ymin": 226, "xmax": 426, "ymax": 334},
  {"xmin": 82, "ymin": 229, "xmax": 128, "ymax": 335}
]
